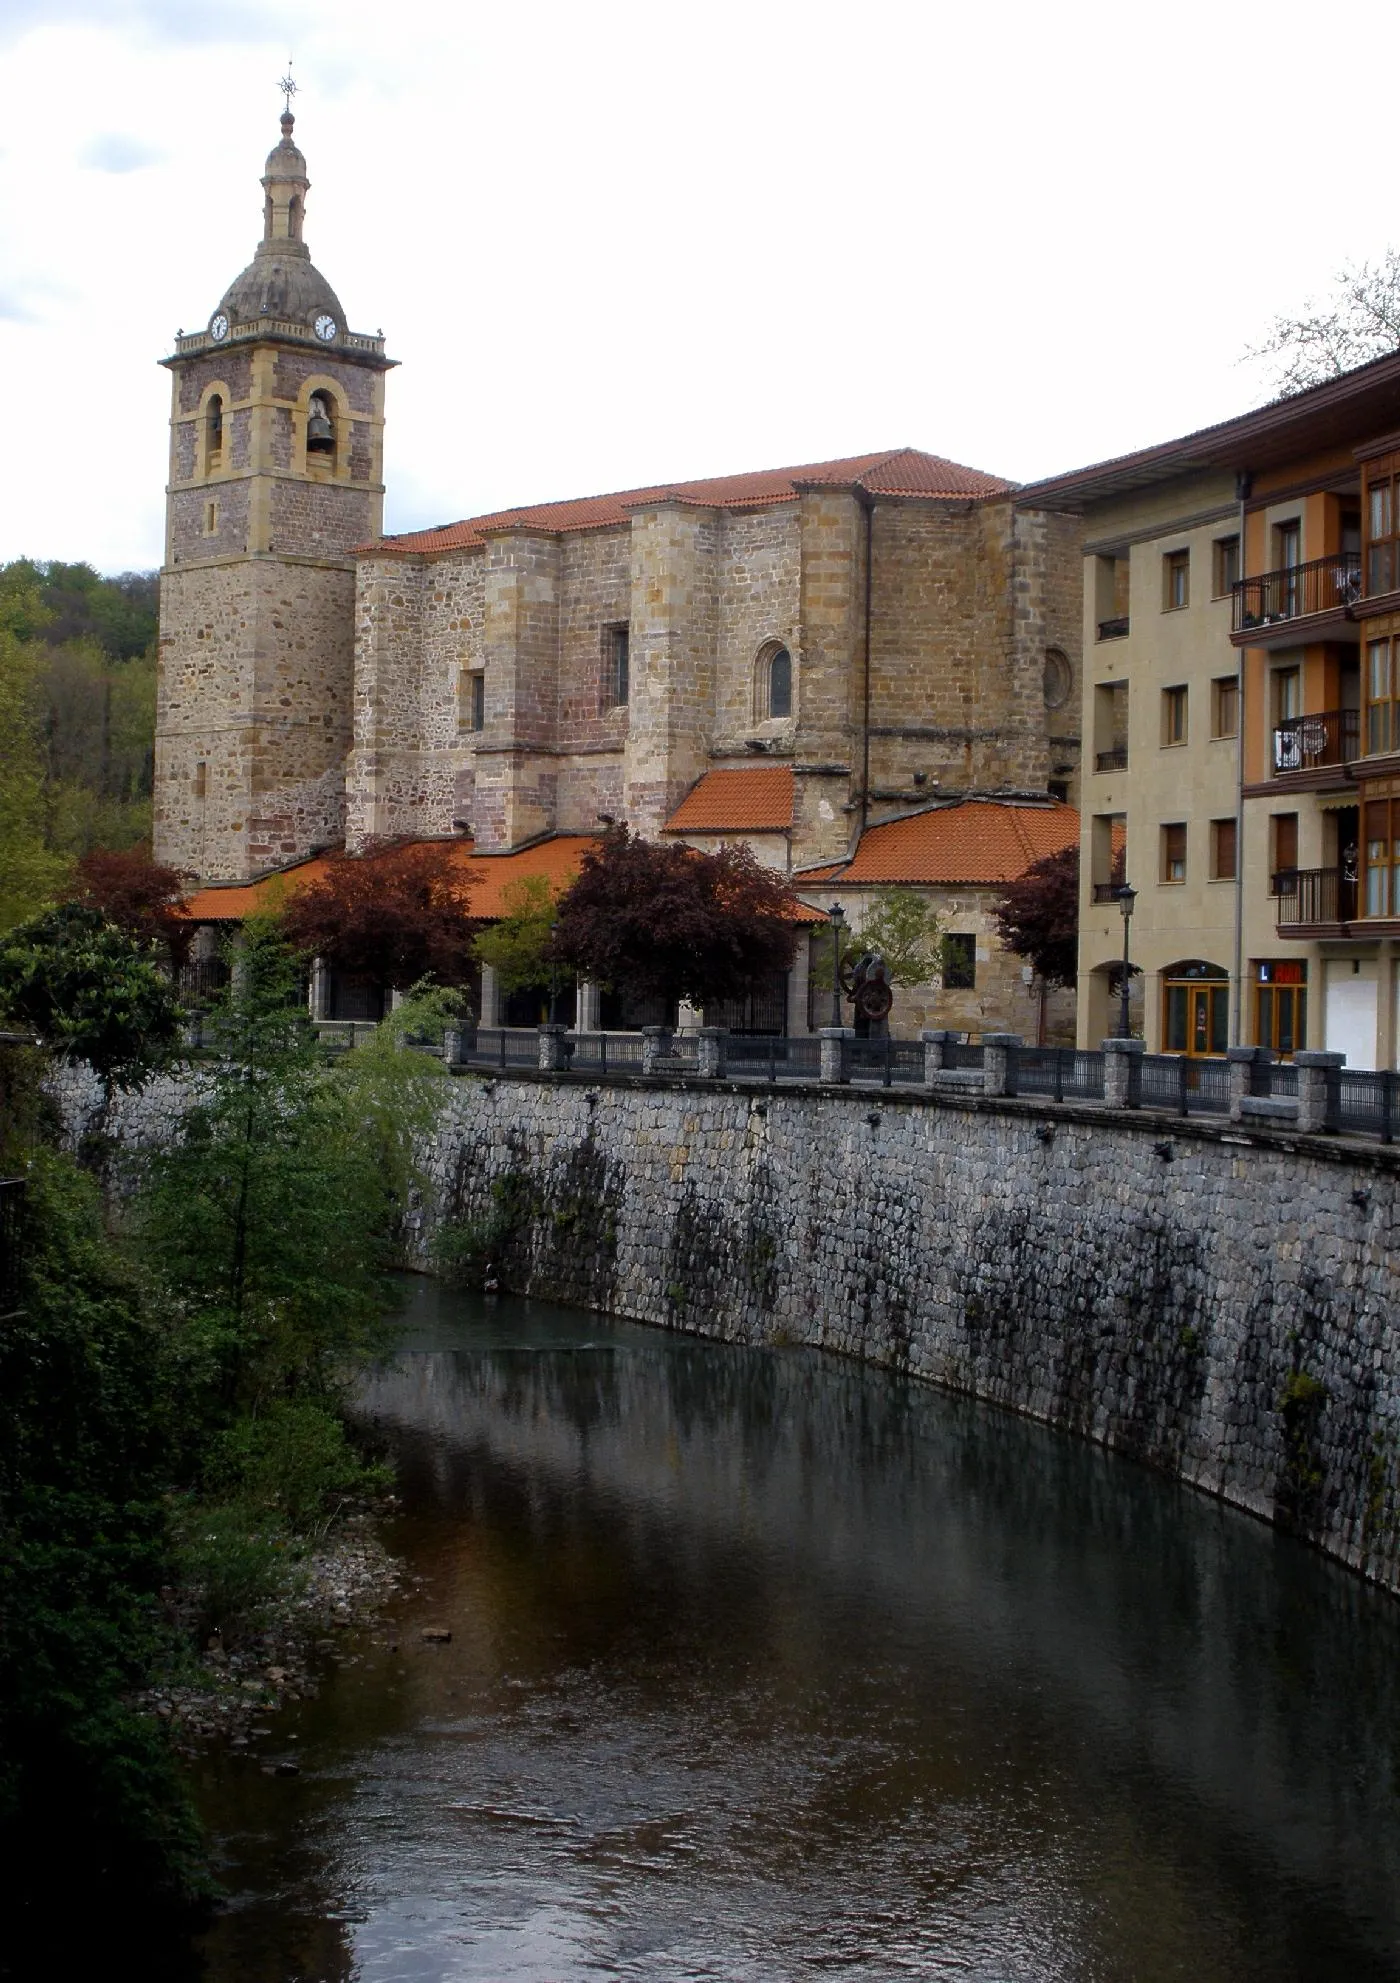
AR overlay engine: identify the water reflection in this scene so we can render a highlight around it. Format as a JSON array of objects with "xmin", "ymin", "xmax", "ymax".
[{"xmin": 193, "ymin": 1278, "xmax": 1400, "ymax": 1981}]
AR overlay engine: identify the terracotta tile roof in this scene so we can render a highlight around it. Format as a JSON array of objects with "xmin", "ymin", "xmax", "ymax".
[
  {"xmin": 362, "ymin": 448, "xmax": 1015, "ymax": 557},
  {"xmin": 797, "ymin": 800, "xmax": 1079, "ymax": 889},
  {"xmin": 180, "ymin": 834, "xmax": 601, "ymax": 924},
  {"xmin": 662, "ymin": 766, "xmax": 795, "ymax": 834}
]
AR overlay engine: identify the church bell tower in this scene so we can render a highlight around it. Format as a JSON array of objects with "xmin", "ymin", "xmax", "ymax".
[{"xmin": 154, "ymin": 95, "xmax": 393, "ymax": 881}]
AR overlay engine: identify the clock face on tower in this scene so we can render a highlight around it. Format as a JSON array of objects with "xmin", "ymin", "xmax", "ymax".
[
  {"xmin": 209, "ymin": 313, "xmax": 229, "ymax": 342},
  {"xmin": 314, "ymin": 314, "xmax": 338, "ymax": 343}
]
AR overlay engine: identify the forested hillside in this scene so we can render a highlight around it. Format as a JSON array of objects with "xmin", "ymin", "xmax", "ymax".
[{"xmin": 0, "ymin": 559, "xmax": 158, "ymax": 929}]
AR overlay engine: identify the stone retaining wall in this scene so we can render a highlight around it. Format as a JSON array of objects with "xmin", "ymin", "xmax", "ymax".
[{"xmin": 61, "ymin": 1062, "xmax": 1400, "ymax": 1593}]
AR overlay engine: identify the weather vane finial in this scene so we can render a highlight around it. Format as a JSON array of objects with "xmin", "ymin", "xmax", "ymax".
[{"xmin": 279, "ymin": 58, "xmax": 297, "ymax": 120}]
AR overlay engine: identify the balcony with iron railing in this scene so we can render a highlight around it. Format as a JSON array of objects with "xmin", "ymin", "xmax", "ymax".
[
  {"xmin": 1274, "ymin": 867, "xmax": 1358, "ymax": 930},
  {"xmin": 1232, "ymin": 552, "xmax": 1362, "ymax": 638},
  {"xmin": 1096, "ymin": 615, "xmax": 1130, "ymax": 642},
  {"xmin": 1094, "ymin": 745, "xmax": 1128, "ymax": 773},
  {"xmin": 1270, "ymin": 708, "xmax": 1359, "ymax": 777}
]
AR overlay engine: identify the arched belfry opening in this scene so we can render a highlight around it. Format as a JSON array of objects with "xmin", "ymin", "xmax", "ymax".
[
  {"xmin": 205, "ymin": 394, "xmax": 223, "ymax": 471},
  {"xmin": 306, "ymin": 390, "xmax": 335, "ymax": 456}
]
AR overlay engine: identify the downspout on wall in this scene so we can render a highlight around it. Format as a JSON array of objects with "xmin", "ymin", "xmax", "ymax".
[
  {"xmin": 860, "ymin": 494, "xmax": 874, "ymax": 835},
  {"xmin": 1232, "ymin": 474, "xmax": 1250, "ymax": 1046}
]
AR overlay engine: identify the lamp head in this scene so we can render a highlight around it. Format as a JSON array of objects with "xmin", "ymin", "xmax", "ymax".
[
  {"xmin": 828, "ymin": 901, "xmax": 846, "ymax": 928},
  {"xmin": 1117, "ymin": 884, "xmax": 1137, "ymax": 921}
]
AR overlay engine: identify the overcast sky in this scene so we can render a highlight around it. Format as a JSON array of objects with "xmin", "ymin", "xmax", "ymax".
[{"xmin": 2, "ymin": 0, "xmax": 1398, "ymax": 575}]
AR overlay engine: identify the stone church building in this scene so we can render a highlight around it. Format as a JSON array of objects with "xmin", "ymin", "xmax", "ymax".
[{"xmin": 157, "ymin": 112, "xmax": 1083, "ymax": 1030}]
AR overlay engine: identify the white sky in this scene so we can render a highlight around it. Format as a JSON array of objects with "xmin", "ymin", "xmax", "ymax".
[{"xmin": 2, "ymin": 0, "xmax": 1398, "ymax": 575}]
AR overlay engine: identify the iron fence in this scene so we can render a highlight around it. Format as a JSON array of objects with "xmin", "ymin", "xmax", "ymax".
[
  {"xmin": 461, "ymin": 1028, "xmax": 542, "ymax": 1070},
  {"xmin": 941, "ymin": 1040, "xmax": 985, "ymax": 1072},
  {"xmin": 1011, "ymin": 1047, "xmax": 1106, "ymax": 1102},
  {"xmin": 1332, "ymin": 1067, "xmax": 1399, "ymax": 1142},
  {"xmin": 1270, "ymin": 708, "xmax": 1359, "ymax": 775},
  {"xmin": 725, "ymin": 1035, "xmax": 823, "ymax": 1081},
  {"xmin": 0, "ymin": 1177, "xmax": 24, "ymax": 1317},
  {"xmin": 1275, "ymin": 868, "xmax": 1357, "ymax": 927},
  {"xmin": 1250, "ymin": 1059, "xmax": 1298, "ymax": 1100},
  {"xmin": 563, "ymin": 1032, "xmax": 647, "ymax": 1074},
  {"xmin": 1131, "ymin": 1054, "xmax": 1231, "ymax": 1116},
  {"xmin": 846, "ymin": 1036, "xmax": 925, "ymax": 1087}
]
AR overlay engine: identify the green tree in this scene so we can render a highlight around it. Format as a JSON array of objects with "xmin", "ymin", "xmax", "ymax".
[
  {"xmin": 992, "ymin": 843, "xmax": 1079, "ymax": 988},
  {"xmin": 137, "ymin": 924, "xmax": 442, "ymax": 1413},
  {"xmin": 473, "ymin": 873, "xmax": 558, "ymax": 993},
  {"xmin": 1248, "ymin": 249, "xmax": 1400, "ymax": 395},
  {"xmin": 0, "ymin": 903, "xmax": 182, "ymax": 1090},
  {"xmin": 0, "ymin": 1153, "xmax": 207, "ymax": 1937},
  {"xmin": 853, "ymin": 887, "xmax": 946, "ymax": 986},
  {"xmin": 0, "ymin": 601, "xmax": 71, "ymax": 929}
]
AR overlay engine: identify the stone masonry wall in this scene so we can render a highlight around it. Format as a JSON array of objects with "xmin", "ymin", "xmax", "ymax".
[{"xmin": 69, "ymin": 1062, "xmax": 1400, "ymax": 1594}]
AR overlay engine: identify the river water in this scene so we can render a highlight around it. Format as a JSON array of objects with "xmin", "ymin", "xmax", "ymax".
[{"xmin": 192, "ymin": 1278, "xmax": 1400, "ymax": 1982}]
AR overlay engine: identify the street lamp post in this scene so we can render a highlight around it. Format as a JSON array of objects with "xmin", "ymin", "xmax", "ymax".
[
  {"xmin": 549, "ymin": 920, "xmax": 559, "ymax": 1027},
  {"xmin": 1116, "ymin": 884, "xmax": 1137, "ymax": 1039},
  {"xmin": 828, "ymin": 902, "xmax": 846, "ymax": 1029}
]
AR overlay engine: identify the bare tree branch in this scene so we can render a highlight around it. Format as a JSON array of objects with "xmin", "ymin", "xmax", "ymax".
[{"xmin": 1247, "ymin": 249, "xmax": 1400, "ymax": 395}]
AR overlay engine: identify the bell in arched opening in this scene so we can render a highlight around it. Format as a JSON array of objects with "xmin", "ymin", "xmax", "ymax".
[{"xmin": 306, "ymin": 391, "xmax": 334, "ymax": 454}]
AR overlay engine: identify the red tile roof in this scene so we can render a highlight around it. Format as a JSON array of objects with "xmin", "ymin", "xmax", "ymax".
[
  {"xmin": 798, "ymin": 800, "xmax": 1079, "ymax": 889},
  {"xmin": 179, "ymin": 829, "xmax": 828, "ymax": 925},
  {"xmin": 180, "ymin": 834, "xmax": 601, "ymax": 923},
  {"xmin": 663, "ymin": 766, "xmax": 795, "ymax": 834},
  {"xmin": 362, "ymin": 448, "xmax": 1014, "ymax": 557}
]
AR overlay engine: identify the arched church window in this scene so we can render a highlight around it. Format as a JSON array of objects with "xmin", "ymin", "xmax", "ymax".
[
  {"xmin": 756, "ymin": 641, "xmax": 793, "ymax": 721},
  {"xmin": 206, "ymin": 394, "xmax": 223, "ymax": 469},
  {"xmin": 306, "ymin": 391, "xmax": 335, "ymax": 456}
]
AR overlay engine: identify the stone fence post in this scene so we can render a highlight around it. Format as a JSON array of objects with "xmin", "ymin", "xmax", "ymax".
[
  {"xmin": 641, "ymin": 1025, "xmax": 669, "ymax": 1076},
  {"xmin": 981, "ymin": 1033, "xmax": 1022, "ymax": 1099},
  {"xmin": 819, "ymin": 1026, "xmax": 853, "ymax": 1084},
  {"xmin": 696, "ymin": 1027, "xmax": 727, "ymax": 1079},
  {"xmin": 1227, "ymin": 1045, "xmax": 1272, "ymax": 1121},
  {"xmin": 1101, "ymin": 1037, "xmax": 1144, "ymax": 1108},
  {"xmin": 921, "ymin": 1029, "xmax": 954, "ymax": 1082},
  {"xmin": 1295, "ymin": 1049, "xmax": 1345, "ymax": 1134},
  {"xmin": 538, "ymin": 1023, "xmax": 569, "ymax": 1073}
]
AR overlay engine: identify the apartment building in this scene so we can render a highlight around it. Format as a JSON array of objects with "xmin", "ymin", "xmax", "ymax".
[{"xmin": 1023, "ymin": 350, "xmax": 1400, "ymax": 1069}]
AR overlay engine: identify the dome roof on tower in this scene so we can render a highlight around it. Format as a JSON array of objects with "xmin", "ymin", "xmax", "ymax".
[{"xmin": 215, "ymin": 250, "xmax": 345, "ymax": 333}]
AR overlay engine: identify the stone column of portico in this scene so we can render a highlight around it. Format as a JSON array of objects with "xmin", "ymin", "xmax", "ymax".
[
  {"xmin": 819, "ymin": 1026, "xmax": 853, "ymax": 1083},
  {"xmin": 787, "ymin": 936, "xmax": 812, "ymax": 1036},
  {"xmin": 1295, "ymin": 1050, "xmax": 1345, "ymax": 1134},
  {"xmin": 1101, "ymin": 1037, "xmax": 1144, "ymax": 1108},
  {"xmin": 981, "ymin": 1034, "xmax": 1022, "ymax": 1099},
  {"xmin": 1227, "ymin": 1045, "xmax": 1272, "ymax": 1122},
  {"xmin": 479, "ymin": 963, "xmax": 502, "ymax": 1028},
  {"xmin": 676, "ymin": 999, "xmax": 702, "ymax": 1034},
  {"xmin": 575, "ymin": 979, "xmax": 600, "ymax": 1033}
]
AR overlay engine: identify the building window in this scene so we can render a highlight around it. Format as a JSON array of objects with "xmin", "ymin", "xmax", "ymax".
[
  {"xmin": 1162, "ymin": 685, "xmax": 1188, "ymax": 746},
  {"xmin": 604, "ymin": 625, "xmax": 629, "ymax": 709},
  {"xmin": 1161, "ymin": 822, "xmax": 1187, "ymax": 884},
  {"xmin": 1162, "ymin": 961, "xmax": 1229, "ymax": 1055},
  {"xmin": 1366, "ymin": 636, "xmax": 1396, "ymax": 756},
  {"xmin": 1211, "ymin": 675, "xmax": 1239, "ymax": 739},
  {"xmin": 1254, "ymin": 960, "xmax": 1306, "ymax": 1057},
  {"xmin": 755, "ymin": 640, "xmax": 793, "ymax": 720},
  {"xmin": 193, "ymin": 760, "xmax": 207, "ymax": 800},
  {"xmin": 1210, "ymin": 817, "xmax": 1237, "ymax": 880},
  {"xmin": 1090, "ymin": 812, "xmax": 1126, "ymax": 901},
  {"xmin": 1212, "ymin": 535, "xmax": 1240, "ymax": 597},
  {"xmin": 1163, "ymin": 549, "xmax": 1190, "ymax": 611},
  {"xmin": 1364, "ymin": 797, "xmax": 1400, "ymax": 916},
  {"xmin": 203, "ymin": 500, "xmax": 218, "ymax": 535},
  {"xmin": 1043, "ymin": 648, "xmax": 1072, "ymax": 709},
  {"xmin": 1271, "ymin": 666, "xmax": 1301, "ymax": 729},
  {"xmin": 1270, "ymin": 813, "xmax": 1299, "ymax": 892},
  {"xmin": 460, "ymin": 670, "xmax": 485, "ymax": 733},
  {"xmin": 1366, "ymin": 462, "xmax": 1399, "ymax": 595},
  {"xmin": 1048, "ymin": 779, "xmax": 1070, "ymax": 804},
  {"xmin": 942, "ymin": 933, "xmax": 976, "ymax": 989}
]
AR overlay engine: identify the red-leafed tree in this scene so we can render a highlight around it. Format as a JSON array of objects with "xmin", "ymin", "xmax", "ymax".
[
  {"xmin": 280, "ymin": 840, "xmax": 482, "ymax": 988},
  {"xmin": 551, "ymin": 828, "xmax": 800, "ymax": 1010},
  {"xmin": 992, "ymin": 842, "xmax": 1080, "ymax": 988},
  {"xmin": 75, "ymin": 845, "xmax": 194, "ymax": 967}
]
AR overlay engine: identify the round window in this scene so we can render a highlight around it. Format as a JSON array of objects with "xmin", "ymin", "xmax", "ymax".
[{"xmin": 1043, "ymin": 648, "xmax": 1072, "ymax": 709}]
